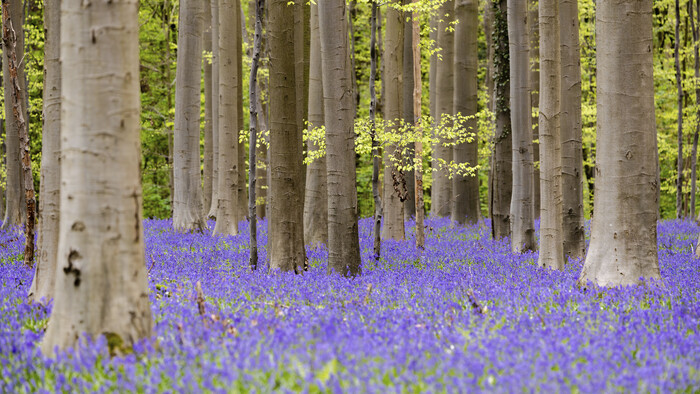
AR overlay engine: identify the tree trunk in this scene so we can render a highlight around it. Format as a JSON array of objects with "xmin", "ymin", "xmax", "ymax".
[
  {"xmin": 173, "ymin": 0, "xmax": 206, "ymax": 232},
  {"xmin": 208, "ymin": 0, "xmax": 221, "ymax": 219},
  {"xmin": 412, "ymin": 1, "xmax": 425, "ymax": 250},
  {"xmin": 507, "ymin": 0, "xmax": 536, "ymax": 253},
  {"xmin": 303, "ymin": 3, "xmax": 328, "ymax": 247},
  {"xmin": 370, "ymin": 2, "xmax": 382, "ymax": 260},
  {"xmin": 237, "ymin": 2, "xmax": 247, "ymax": 223},
  {"xmin": 431, "ymin": 0, "xmax": 454, "ymax": 218},
  {"xmin": 690, "ymin": 0, "xmax": 700, "ymax": 218},
  {"xmin": 578, "ymin": 0, "xmax": 660, "ymax": 287},
  {"xmin": 403, "ymin": 13, "xmax": 416, "ymax": 220},
  {"xmin": 41, "ymin": 0, "xmax": 152, "ymax": 353},
  {"xmin": 560, "ymin": 0, "xmax": 585, "ymax": 259},
  {"xmin": 490, "ymin": 0, "xmax": 513, "ymax": 240},
  {"xmin": 1, "ymin": 0, "xmax": 25, "ymax": 229},
  {"xmin": 256, "ymin": 78, "xmax": 268, "ymax": 219},
  {"xmin": 537, "ymin": 0, "xmax": 564, "ymax": 270},
  {"xmin": 203, "ymin": 0, "xmax": 214, "ymax": 215},
  {"xmin": 382, "ymin": 1, "xmax": 406, "ymax": 241},
  {"xmin": 249, "ymin": 0, "xmax": 264, "ymax": 270},
  {"xmin": 268, "ymin": 0, "xmax": 306, "ymax": 273},
  {"xmin": 29, "ymin": 0, "xmax": 60, "ymax": 303},
  {"xmin": 213, "ymin": 0, "xmax": 241, "ymax": 236},
  {"xmin": 318, "ymin": 0, "xmax": 361, "ymax": 277},
  {"xmin": 452, "ymin": 0, "xmax": 480, "ymax": 224},
  {"xmin": 529, "ymin": 0, "xmax": 541, "ymax": 219},
  {"xmin": 294, "ymin": 0, "xmax": 310, "ymax": 226},
  {"xmin": 676, "ymin": 0, "xmax": 685, "ymax": 219}
]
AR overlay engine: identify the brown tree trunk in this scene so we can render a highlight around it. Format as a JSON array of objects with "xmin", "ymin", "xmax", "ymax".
[
  {"xmin": 208, "ymin": 0, "xmax": 221, "ymax": 218},
  {"xmin": 403, "ymin": 13, "xmax": 416, "ymax": 220},
  {"xmin": 412, "ymin": 1, "xmax": 425, "ymax": 250},
  {"xmin": 203, "ymin": 0, "xmax": 214, "ymax": 215},
  {"xmin": 676, "ymin": 0, "xmax": 685, "ymax": 219},
  {"xmin": 248, "ymin": 0, "xmax": 264, "ymax": 270},
  {"xmin": 370, "ymin": 2, "xmax": 382, "ymax": 260}
]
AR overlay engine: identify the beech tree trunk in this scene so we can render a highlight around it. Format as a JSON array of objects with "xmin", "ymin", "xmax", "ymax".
[
  {"xmin": 268, "ymin": 0, "xmax": 306, "ymax": 273},
  {"xmin": 1, "ymin": 0, "xmax": 25, "ymax": 229},
  {"xmin": 303, "ymin": 3, "xmax": 328, "ymax": 246},
  {"xmin": 41, "ymin": 0, "xmax": 152, "ymax": 353},
  {"xmin": 249, "ymin": 0, "xmax": 264, "ymax": 270},
  {"xmin": 369, "ymin": 2, "xmax": 382, "ymax": 259},
  {"xmin": 403, "ymin": 14, "xmax": 416, "ymax": 220},
  {"xmin": 578, "ymin": 0, "xmax": 661, "ymax": 287},
  {"xmin": 318, "ymin": 0, "xmax": 361, "ymax": 277},
  {"xmin": 529, "ymin": 0, "xmax": 541, "ymax": 219},
  {"xmin": 676, "ymin": 0, "xmax": 684, "ymax": 219},
  {"xmin": 490, "ymin": 0, "xmax": 513, "ymax": 240},
  {"xmin": 203, "ymin": 0, "xmax": 214, "ymax": 215},
  {"xmin": 237, "ymin": 4, "xmax": 247, "ymax": 224},
  {"xmin": 431, "ymin": 0, "xmax": 454, "ymax": 218},
  {"xmin": 537, "ymin": 0, "xmax": 564, "ymax": 270},
  {"xmin": 507, "ymin": 0, "xmax": 536, "ymax": 253},
  {"xmin": 452, "ymin": 0, "xmax": 480, "ymax": 224},
  {"xmin": 382, "ymin": 1, "xmax": 406, "ymax": 241},
  {"xmin": 29, "ymin": 0, "xmax": 61, "ymax": 303},
  {"xmin": 412, "ymin": 2, "xmax": 425, "ymax": 249},
  {"xmin": 213, "ymin": 0, "xmax": 241, "ymax": 236},
  {"xmin": 173, "ymin": 0, "xmax": 206, "ymax": 232},
  {"xmin": 690, "ymin": 0, "xmax": 700, "ymax": 217},
  {"xmin": 560, "ymin": 0, "xmax": 585, "ymax": 259},
  {"xmin": 208, "ymin": 0, "xmax": 221, "ymax": 219}
]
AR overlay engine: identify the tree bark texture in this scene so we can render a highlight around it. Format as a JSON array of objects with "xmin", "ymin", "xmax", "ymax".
[
  {"xmin": 318, "ymin": 0, "xmax": 362, "ymax": 277},
  {"xmin": 268, "ymin": 0, "xmax": 306, "ymax": 273},
  {"xmin": 403, "ymin": 13, "xmax": 416, "ymax": 220},
  {"xmin": 213, "ymin": 0, "xmax": 241, "ymax": 236},
  {"xmin": 203, "ymin": 0, "xmax": 214, "ymax": 215},
  {"xmin": 382, "ymin": 2, "xmax": 406, "ymax": 241},
  {"xmin": 490, "ymin": 0, "xmax": 513, "ymax": 241},
  {"xmin": 452, "ymin": 0, "xmax": 480, "ymax": 224},
  {"xmin": 537, "ymin": 0, "xmax": 565, "ymax": 270},
  {"xmin": 208, "ymin": 0, "xmax": 221, "ymax": 219},
  {"xmin": 30, "ymin": 0, "xmax": 60, "ymax": 303},
  {"xmin": 294, "ymin": 0, "xmax": 309, "ymax": 215},
  {"xmin": 431, "ymin": 0, "xmax": 454, "ymax": 218},
  {"xmin": 173, "ymin": 0, "xmax": 206, "ymax": 232},
  {"xmin": 507, "ymin": 0, "xmax": 536, "ymax": 253},
  {"xmin": 578, "ymin": 0, "xmax": 661, "ymax": 287},
  {"xmin": 41, "ymin": 0, "xmax": 153, "ymax": 353},
  {"xmin": 237, "ymin": 3, "xmax": 248, "ymax": 224},
  {"xmin": 303, "ymin": 3, "xmax": 328, "ymax": 247},
  {"xmin": 1, "ymin": 0, "xmax": 25, "ymax": 229},
  {"xmin": 412, "ymin": 3, "xmax": 425, "ymax": 250},
  {"xmin": 529, "ymin": 0, "xmax": 541, "ymax": 219},
  {"xmin": 369, "ymin": 2, "xmax": 382, "ymax": 259},
  {"xmin": 560, "ymin": 0, "xmax": 585, "ymax": 259},
  {"xmin": 249, "ymin": 0, "xmax": 264, "ymax": 271}
]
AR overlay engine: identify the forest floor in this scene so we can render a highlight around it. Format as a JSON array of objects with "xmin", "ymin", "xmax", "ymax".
[{"xmin": 1, "ymin": 217, "xmax": 699, "ymax": 391}]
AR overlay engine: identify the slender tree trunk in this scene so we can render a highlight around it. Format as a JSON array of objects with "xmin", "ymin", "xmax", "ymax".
[
  {"xmin": 318, "ymin": 0, "xmax": 361, "ymax": 277},
  {"xmin": 268, "ymin": 0, "xmax": 306, "ymax": 273},
  {"xmin": 403, "ymin": 12, "xmax": 416, "ymax": 220},
  {"xmin": 213, "ymin": 0, "xmax": 241, "ymax": 236},
  {"xmin": 429, "ymin": 14, "xmax": 437, "ymax": 122},
  {"xmin": 529, "ymin": 0, "xmax": 541, "ymax": 219},
  {"xmin": 29, "ymin": 0, "xmax": 60, "ymax": 303},
  {"xmin": 578, "ymin": 0, "xmax": 660, "ymax": 287},
  {"xmin": 208, "ymin": 0, "xmax": 221, "ymax": 219},
  {"xmin": 203, "ymin": 0, "xmax": 214, "ymax": 215},
  {"xmin": 303, "ymin": 3, "xmax": 328, "ymax": 246},
  {"xmin": 164, "ymin": 1, "xmax": 175, "ymax": 217},
  {"xmin": 431, "ymin": 0, "xmax": 454, "ymax": 218},
  {"xmin": 370, "ymin": 2, "xmax": 382, "ymax": 260},
  {"xmin": 412, "ymin": 1, "xmax": 425, "ymax": 250},
  {"xmin": 560, "ymin": 0, "xmax": 585, "ymax": 259},
  {"xmin": 490, "ymin": 0, "xmax": 513, "ymax": 240},
  {"xmin": 2, "ymin": 1, "xmax": 35, "ymax": 266},
  {"xmin": 452, "ymin": 0, "xmax": 480, "ymax": 224},
  {"xmin": 382, "ymin": 1, "xmax": 406, "ymax": 240},
  {"xmin": 41, "ymin": 0, "xmax": 152, "ymax": 353},
  {"xmin": 690, "ymin": 0, "xmax": 700, "ymax": 218},
  {"xmin": 537, "ymin": 0, "xmax": 564, "ymax": 270},
  {"xmin": 249, "ymin": 0, "xmax": 264, "ymax": 271},
  {"xmin": 173, "ymin": 0, "xmax": 206, "ymax": 232},
  {"xmin": 676, "ymin": 0, "xmax": 685, "ymax": 219},
  {"xmin": 256, "ymin": 75, "xmax": 268, "ymax": 219},
  {"xmin": 237, "ymin": 1, "xmax": 247, "ymax": 223},
  {"xmin": 485, "ymin": 1, "xmax": 494, "ymax": 114},
  {"xmin": 294, "ymin": 0, "xmax": 310, "ymax": 228},
  {"xmin": 1, "ymin": 0, "xmax": 25, "ymax": 229},
  {"xmin": 507, "ymin": 0, "xmax": 536, "ymax": 253}
]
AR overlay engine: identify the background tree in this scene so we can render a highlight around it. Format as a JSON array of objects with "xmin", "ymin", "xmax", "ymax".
[
  {"xmin": 173, "ymin": 0, "xmax": 206, "ymax": 232},
  {"xmin": 248, "ymin": 0, "xmax": 264, "ymax": 270},
  {"xmin": 41, "ymin": 0, "xmax": 153, "ymax": 353},
  {"xmin": 203, "ymin": 0, "xmax": 214, "ymax": 214},
  {"xmin": 268, "ymin": 0, "xmax": 306, "ymax": 273},
  {"xmin": 578, "ymin": 0, "xmax": 661, "ymax": 287},
  {"xmin": 208, "ymin": 0, "xmax": 221, "ymax": 219},
  {"xmin": 318, "ymin": 0, "xmax": 361, "ymax": 276},
  {"xmin": 403, "ymin": 12, "xmax": 416, "ymax": 220}
]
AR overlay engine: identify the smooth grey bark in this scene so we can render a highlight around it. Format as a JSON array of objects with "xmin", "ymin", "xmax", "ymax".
[
  {"xmin": 268, "ymin": 0, "xmax": 306, "ymax": 273},
  {"xmin": 303, "ymin": 3, "xmax": 328, "ymax": 247},
  {"xmin": 249, "ymin": 0, "xmax": 264, "ymax": 270},
  {"xmin": 560, "ymin": 0, "xmax": 585, "ymax": 259},
  {"xmin": 213, "ymin": 0, "xmax": 241, "ymax": 236},
  {"xmin": 537, "ymin": 0, "xmax": 564, "ymax": 270},
  {"xmin": 208, "ymin": 0, "xmax": 221, "ymax": 219},
  {"xmin": 41, "ymin": 0, "xmax": 152, "ymax": 353},
  {"xmin": 429, "ymin": 15, "xmax": 437, "ymax": 122},
  {"xmin": 173, "ymin": 0, "xmax": 206, "ymax": 232},
  {"xmin": 294, "ymin": 0, "xmax": 309, "ymax": 220},
  {"xmin": 403, "ymin": 13, "xmax": 416, "ymax": 220},
  {"xmin": 382, "ymin": 1, "xmax": 406, "ymax": 241},
  {"xmin": 318, "ymin": 0, "xmax": 361, "ymax": 277},
  {"xmin": 578, "ymin": 0, "xmax": 661, "ymax": 287},
  {"xmin": 1, "ymin": 0, "xmax": 25, "ymax": 229},
  {"xmin": 452, "ymin": 0, "xmax": 480, "ymax": 224},
  {"xmin": 255, "ymin": 76, "xmax": 268, "ymax": 220},
  {"xmin": 411, "ymin": 3, "xmax": 426, "ymax": 249},
  {"xmin": 30, "ymin": 0, "xmax": 61, "ymax": 303},
  {"xmin": 203, "ymin": 0, "xmax": 214, "ymax": 215},
  {"xmin": 529, "ymin": 0, "xmax": 541, "ymax": 219},
  {"xmin": 431, "ymin": 0, "xmax": 454, "ymax": 218},
  {"xmin": 507, "ymin": 0, "xmax": 536, "ymax": 253},
  {"xmin": 490, "ymin": 0, "xmax": 513, "ymax": 241},
  {"xmin": 370, "ymin": 2, "xmax": 382, "ymax": 259},
  {"xmin": 237, "ymin": 6, "xmax": 248, "ymax": 225}
]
